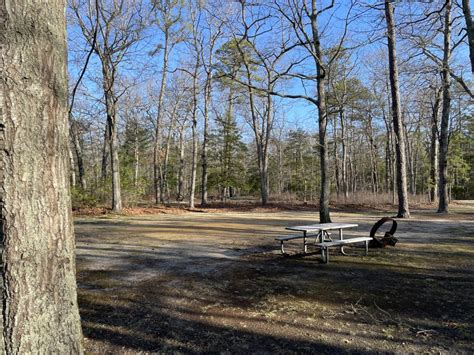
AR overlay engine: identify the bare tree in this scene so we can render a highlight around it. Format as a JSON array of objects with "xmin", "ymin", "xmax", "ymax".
[
  {"xmin": 185, "ymin": 1, "xmax": 203, "ymax": 209},
  {"xmin": 231, "ymin": 2, "xmax": 276, "ymax": 206},
  {"xmin": 200, "ymin": 4, "xmax": 224, "ymax": 206},
  {"xmin": 0, "ymin": 1, "xmax": 83, "ymax": 352},
  {"xmin": 71, "ymin": 0, "xmax": 146, "ymax": 212},
  {"xmin": 261, "ymin": 0, "xmax": 354, "ymax": 221},
  {"xmin": 151, "ymin": 0, "xmax": 183, "ymax": 204},
  {"xmin": 224, "ymin": 0, "xmax": 354, "ymax": 218},
  {"xmin": 384, "ymin": 0, "xmax": 410, "ymax": 218}
]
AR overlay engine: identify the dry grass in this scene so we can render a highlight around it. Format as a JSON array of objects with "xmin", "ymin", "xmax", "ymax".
[{"xmin": 75, "ymin": 201, "xmax": 474, "ymax": 353}]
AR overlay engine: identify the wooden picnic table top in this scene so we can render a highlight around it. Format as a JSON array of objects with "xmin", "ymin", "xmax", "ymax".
[{"xmin": 285, "ymin": 223, "xmax": 358, "ymax": 232}]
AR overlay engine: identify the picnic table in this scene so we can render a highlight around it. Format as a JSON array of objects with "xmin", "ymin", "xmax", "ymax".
[{"xmin": 276, "ymin": 223, "xmax": 372, "ymax": 263}]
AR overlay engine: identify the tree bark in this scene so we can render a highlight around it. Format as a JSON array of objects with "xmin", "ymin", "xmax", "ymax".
[
  {"xmin": 154, "ymin": 30, "xmax": 169, "ymax": 205},
  {"xmin": 333, "ymin": 114, "xmax": 341, "ymax": 196},
  {"xmin": 429, "ymin": 88, "xmax": 441, "ymax": 202},
  {"xmin": 340, "ymin": 110, "xmax": 349, "ymax": 199},
  {"xmin": 0, "ymin": 1, "xmax": 83, "ymax": 352},
  {"xmin": 462, "ymin": 0, "xmax": 474, "ymax": 73},
  {"xmin": 438, "ymin": 0, "xmax": 452, "ymax": 214},
  {"xmin": 101, "ymin": 120, "xmax": 109, "ymax": 181},
  {"xmin": 177, "ymin": 125, "xmax": 185, "ymax": 201},
  {"xmin": 384, "ymin": 0, "xmax": 410, "ymax": 218},
  {"xmin": 310, "ymin": 0, "xmax": 331, "ymax": 222},
  {"xmin": 201, "ymin": 70, "xmax": 211, "ymax": 206},
  {"xmin": 189, "ymin": 58, "xmax": 199, "ymax": 209},
  {"xmin": 101, "ymin": 63, "xmax": 122, "ymax": 212}
]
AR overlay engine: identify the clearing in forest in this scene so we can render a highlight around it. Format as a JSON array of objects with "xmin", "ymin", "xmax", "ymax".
[{"xmin": 75, "ymin": 201, "xmax": 474, "ymax": 353}]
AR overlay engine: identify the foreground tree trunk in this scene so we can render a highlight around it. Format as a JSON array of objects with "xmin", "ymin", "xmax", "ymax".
[
  {"xmin": 384, "ymin": 0, "xmax": 410, "ymax": 218},
  {"xmin": 438, "ymin": 0, "xmax": 452, "ymax": 214},
  {"xmin": 0, "ymin": 1, "xmax": 83, "ymax": 352}
]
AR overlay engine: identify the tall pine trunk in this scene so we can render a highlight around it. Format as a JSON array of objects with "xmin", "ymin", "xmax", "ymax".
[
  {"xmin": 0, "ymin": 0, "xmax": 83, "ymax": 352},
  {"xmin": 384, "ymin": 0, "xmax": 410, "ymax": 218}
]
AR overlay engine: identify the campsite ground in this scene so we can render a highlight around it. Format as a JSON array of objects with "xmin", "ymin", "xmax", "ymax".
[{"xmin": 75, "ymin": 201, "xmax": 474, "ymax": 353}]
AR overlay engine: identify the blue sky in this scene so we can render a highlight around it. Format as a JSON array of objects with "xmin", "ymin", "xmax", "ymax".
[{"xmin": 67, "ymin": 0, "xmax": 472, "ymax": 140}]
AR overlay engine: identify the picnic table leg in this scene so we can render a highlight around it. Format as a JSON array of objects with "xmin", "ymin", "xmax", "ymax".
[
  {"xmin": 303, "ymin": 231, "xmax": 307, "ymax": 253},
  {"xmin": 280, "ymin": 240, "xmax": 285, "ymax": 254},
  {"xmin": 339, "ymin": 229, "xmax": 348, "ymax": 256},
  {"xmin": 317, "ymin": 230, "xmax": 325, "ymax": 258},
  {"xmin": 322, "ymin": 246, "xmax": 329, "ymax": 264},
  {"xmin": 365, "ymin": 240, "xmax": 369, "ymax": 255}
]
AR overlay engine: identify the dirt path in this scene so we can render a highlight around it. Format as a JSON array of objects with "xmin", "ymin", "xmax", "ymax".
[{"xmin": 75, "ymin": 204, "xmax": 474, "ymax": 353}]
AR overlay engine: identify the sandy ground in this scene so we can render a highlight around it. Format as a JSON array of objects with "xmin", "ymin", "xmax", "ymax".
[{"xmin": 75, "ymin": 201, "xmax": 474, "ymax": 354}]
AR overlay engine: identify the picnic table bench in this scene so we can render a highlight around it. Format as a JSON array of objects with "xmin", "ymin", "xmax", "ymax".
[{"xmin": 276, "ymin": 223, "xmax": 372, "ymax": 263}]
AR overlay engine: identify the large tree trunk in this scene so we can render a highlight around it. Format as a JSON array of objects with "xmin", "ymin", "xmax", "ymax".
[
  {"xmin": 429, "ymin": 88, "xmax": 442, "ymax": 202},
  {"xmin": 462, "ymin": 0, "xmax": 474, "ymax": 73},
  {"xmin": 154, "ymin": 30, "xmax": 169, "ymax": 205},
  {"xmin": 384, "ymin": 0, "xmax": 410, "ymax": 218},
  {"xmin": 102, "ymin": 64, "xmax": 122, "ymax": 213},
  {"xmin": 0, "ymin": 1, "xmax": 83, "ymax": 352},
  {"xmin": 310, "ymin": 0, "xmax": 331, "ymax": 222},
  {"xmin": 438, "ymin": 0, "xmax": 452, "ymax": 213}
]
